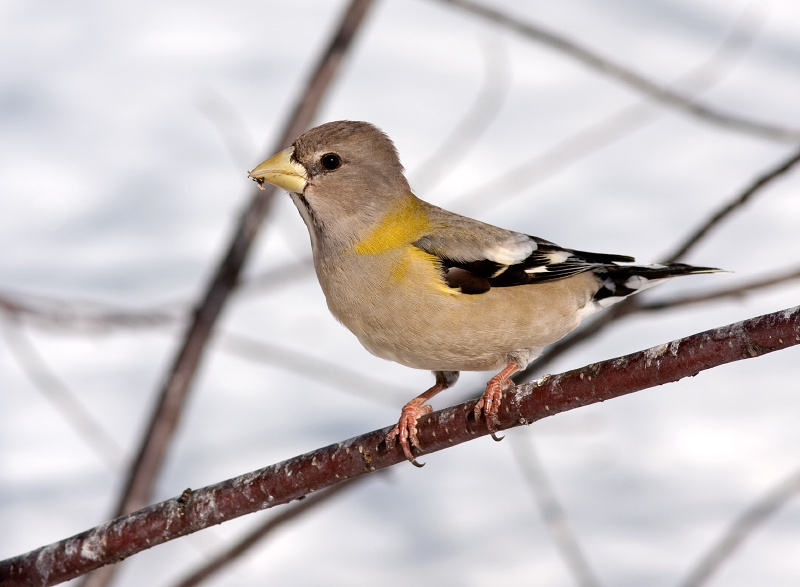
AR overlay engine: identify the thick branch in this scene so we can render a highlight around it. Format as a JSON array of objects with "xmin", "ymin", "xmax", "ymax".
[
  {"xmin": 434, "ymin": 0, "xmax": 800, "ymax": 142},
  {"xmin": 170, "ymin": 479, "xmax": 363, "ymax": 587},
  {"xmin": 2, "ymin": 305, "xmax": 798, "ymax": 587}
]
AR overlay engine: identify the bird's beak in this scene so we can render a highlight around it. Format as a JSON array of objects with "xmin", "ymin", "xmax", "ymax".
[{"xmin": 248, "ymin": 147, "xmax": 308, "ymax": 193}]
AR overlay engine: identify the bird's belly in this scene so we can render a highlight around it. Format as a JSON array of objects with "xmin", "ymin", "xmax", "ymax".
[{"xmin": 319, "ymin": 248, "xmax": 598, "ymax": 372}]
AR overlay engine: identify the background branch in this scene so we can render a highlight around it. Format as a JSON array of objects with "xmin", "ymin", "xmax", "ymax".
[
  {"xmin": 0, "ymin": 318, "xmax": 123, "ymax": 468},
  {"xmin": 2, "ymin": 304, "xmax": 798, "ymax": 587},
  {"xmin": 510, "ymin": 433, "xmax": 603, "ymax": 587},
  {"xmin": 169, "ymin": 479, "xmax": 365, "ymax": 587},
  {"xmin": 450, "ymin": 4, "xmax": 761, "ymax": 213},
  {"xmin": 640, "ymin": 265, "xmax": 800, "ymax": 312},
  {"xmin": 79, "ymin": 3, "xmax": 376, "ymax": 586},
  {"xmin": 110, "ymin": 0, "xmax": 375, "ymax": 518},
  {"xmin": 677, "ymin": 465, "xmax": 800, "ymax": 587},
  {"xmin": 433, "ymin": 0, "xmax": 800, "ymax": 142},
  {"xmin": 663, "ymin": 145, "xmax": 800, "ymax": 262},
  {"xmin": 516, "ymin": 143, "xmax": 800, "ymax": 381}
]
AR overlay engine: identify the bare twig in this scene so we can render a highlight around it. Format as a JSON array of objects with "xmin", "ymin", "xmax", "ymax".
[
  {"xmin": 0, "ymin": 289, "xmax": 179, "ymax": 332},
  {"xmin": 238, "ymin": 257, "xmax": 315, "ymax": 296},
  {"xmin": 77, "ymin": 3, "xmax": 376, "ymax": 587},
  {"xmin": 640, "ymin": 265, "xmax": 800, "ymax": 312},
  {"xmin": 663, "ymin": 145, "xmax": 800, "ymax": 262},
  {"xmin": 516, "ymin": 143, "xmax": 800, "ymax": 382},
  {"xmin": 449, "ymin": 2, "xmax": 762, "ymax": 213},
  {"xmin": 0, "ymin": 318, "xmax": 123, "ymax": 468},
  {"xmin": 195, "ymin": 90, "xmax": 258, "ymax": 171},
  {"xmin": 677, "ymin": 465, "xmax": 800, "ymax": 587},
  {"xmin": 0, "ymin": 256, "xmax": 315, "ymax": 332},
  {"xmin": 433, "ymin": 0, "xmax": 800, "ymax": 142},
  {"xmin": 2, "ymin": 305, "xmax": 798, "ymax": 587},
  {"xmin": 410, "ymin": 36, "xmax": 511, "ymax": 193},
  {"xmin": 168, "ymin": 478, "xmax": 365, "ymax": 587},
  {"xmin": 510, "ymin": 433, "xmax": 603, "ymax": 587},
  {"xmin": 219, "ymin": 332, "xmax": 412, "ymax": 405},
  {"xmin": 112, "ymin": 0, "xmax": 376, "ymax": 517}
]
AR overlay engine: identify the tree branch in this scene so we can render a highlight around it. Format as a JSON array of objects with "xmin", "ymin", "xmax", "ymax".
[
  {"xmin": 169, "ymin": 479, "xmax": 365, "ymax": 587},
  {"xmin": 516, "ymin": 143, "xmax": 800, "ymax": 381},
  {"xmin": 663, "ymin": 145, "xmax": 800, "ymax": 262},
  {"xmin": 76, "ymin": 3, "xmax": 375, "ymax": 586},
  {"xmin": 640, "ymin": 265, "xmax": 800, "ymax": 312},
  {"xmin": 2, "ymin": 305, "xmax": 798, "ymax": 587},
  {"xmin": 0, "ymin": 318, "xmax": 123, "ymax": 468},
  {"xmin": 677, "ymin": 464, "xmax": 800, "ymax": 587},
  {"xmin": 410, "ymin": 36, "xmax": 511, "ymax": 193},
  {"xmin": 433, "ymin": 0, "xmax": 800, "ymax": 142},
  {"xmin": 450, "ymin": 4, "xmax": 762, "ymax": 213},
  {"xmin": 111, "ymin": 0, "xmax": 375, "ymax": 519},
  {"xmin": 510, "ymin": 434, "xmax": 603, "ymax": 587}
]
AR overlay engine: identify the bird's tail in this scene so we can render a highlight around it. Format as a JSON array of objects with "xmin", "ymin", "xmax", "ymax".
[{"xmin": 592, "ymin": 263, "xmax": 722, "ymax": 309}]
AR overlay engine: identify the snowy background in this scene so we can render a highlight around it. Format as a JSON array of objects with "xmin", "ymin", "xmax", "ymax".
[{"xmin": 2, "ymin": 0, "xmax": 800, "ymax": 585}]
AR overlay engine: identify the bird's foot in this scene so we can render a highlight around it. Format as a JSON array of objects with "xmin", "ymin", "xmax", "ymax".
[
  {"xmin": 386, "ymin": 398, "xmax": 433, "ymax": 467},
  {"xmin": 473, "ymin": 363, "xmax": 519, "ymax": 433}
]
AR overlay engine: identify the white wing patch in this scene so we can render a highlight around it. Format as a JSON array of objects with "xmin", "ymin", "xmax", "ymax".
[
  {"xmin": 524, "ymin": 250, "xmax": 573, "ymax": 273},
  {"xmin": 482, "ymin": 233, "xmax": 536, "ymax": 266}
]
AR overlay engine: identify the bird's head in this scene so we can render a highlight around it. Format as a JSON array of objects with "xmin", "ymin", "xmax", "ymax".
[{"xmin": 249, "ymin": 120, "xmax": 413, "ymax": 248}]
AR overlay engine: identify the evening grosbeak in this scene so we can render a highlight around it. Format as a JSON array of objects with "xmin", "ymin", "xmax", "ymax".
[{"xmin": 249, "ymin": 120, "xmax": 718, "ymax": 465}]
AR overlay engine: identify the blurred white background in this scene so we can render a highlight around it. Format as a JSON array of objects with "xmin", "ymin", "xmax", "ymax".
[{"xmin": 1, "ymin": 0, "xmax": 799, "ymax": 585}]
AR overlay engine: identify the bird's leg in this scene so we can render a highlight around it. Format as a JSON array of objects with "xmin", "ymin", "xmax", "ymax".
[
  {"xmin": 386, "ymin": 371, "xmax": 459, "ymax": 467},
  {"xmin": 474, "ymin": 362, "xmax": 520, "ymax": 432}
]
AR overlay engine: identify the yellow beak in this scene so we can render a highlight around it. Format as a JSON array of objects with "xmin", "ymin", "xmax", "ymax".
[{"xmin": 248, "ymin": 147, "xmax": 308, "ymax": 193}]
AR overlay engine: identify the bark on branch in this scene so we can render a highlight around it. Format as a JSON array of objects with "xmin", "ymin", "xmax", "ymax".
[{"xmin": 1, "ymin": 305, "xmax": 798, "ymax": 587}]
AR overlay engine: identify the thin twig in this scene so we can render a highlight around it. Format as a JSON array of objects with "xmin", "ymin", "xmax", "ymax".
[
  {"xmin": 663, "ymin": 145, "xmax": 800, "ymax": 262},
  {"xmin": 2, "ymin": 304, "xmax": 798, "ymax": 587},
  {"xmin": 677, "ymin": 465, "xmax": 800, "ymax": 587},
  {"xmin": 516, "ymin": 143, "xmax": 800, "ymax": 382},
  {"xmin": 237, "ymin": 257, "xmax": 315, "ymax": 296},
  {"xmin": 410, "ymin": 35, "xmax": 511, "ymax": 193},
  {"xmin": 510, "ymin": 433, "xmax": 603, "ymax": 587},
  {"xmin": 449, "ymin": 2, "xmax": 762, "ymax": 213},
  {"xmin": 168, "ymin": 478, "xmax": 366, "ymax": 587},
  {"xmin": 640, "ymin": 266, "xmax": 800, "ymax": 312},
  {"xmin": 0, "ymin": 289, "xmax": 179, "ymax": 332},
  {"xmin": 433, "ymin": 0, "xmax": 800, "ymax": 142},
  {"xmin": 78, "ymin": 3, "xmax": 376, "ymax": 587},
  {"xmin": 195, "ymin": 90, "xmax": 258, "ymax": 171},
  {"xmin": 0, "ymin": 290, "xmax": 412, "ymax": 408},
  {"xmin": 219, "ymin": 332, "xmax": 412, "ymax": 405},
  {"xmin": 112, "ymin": 0, "xmax": 376, "ymax": 517},
  {"xmin": 0, "ymin": 318, "xmax": 123, "ymax": 469},
  {"xmin": 0, "ymin": 256, "xmax": 315, "ymax": 332}
]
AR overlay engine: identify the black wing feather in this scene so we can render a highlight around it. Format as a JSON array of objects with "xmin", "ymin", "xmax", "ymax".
[{"xmin": 415, "ymin": 234, "xmax": 636, "ymax": 295}]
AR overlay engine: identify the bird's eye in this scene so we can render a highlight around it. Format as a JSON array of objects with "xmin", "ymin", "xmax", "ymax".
[{"xmin": 321, "ymin": 153, "xmax": 341, "ymax": 170}]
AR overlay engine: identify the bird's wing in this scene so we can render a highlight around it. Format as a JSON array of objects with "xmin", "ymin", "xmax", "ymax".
[{"xmin": 412, "ymin": 207, "xmax": 634, "ymax": 294}]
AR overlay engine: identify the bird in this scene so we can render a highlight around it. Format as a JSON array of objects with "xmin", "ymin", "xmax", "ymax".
[{"xmin": 248, "ymin": 120, "xmax": 718, "ymax": 466}]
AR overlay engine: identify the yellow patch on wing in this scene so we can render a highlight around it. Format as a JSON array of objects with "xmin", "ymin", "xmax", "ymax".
[
  {"xmin": 389, "ymin": 245, "xmax": 460, "ymax": 296},
  {"xmin": 352, "ymin": 195, "xmax": 431, "ymax": 255}
]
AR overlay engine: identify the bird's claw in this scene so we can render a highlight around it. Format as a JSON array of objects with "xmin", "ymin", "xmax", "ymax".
[
  {"xmin": 474, "ymin": 374, "xmax": 516, "ymax": 434},
  {"xmin": 386, "ymin": 401, "xmax": 432, "ymax": 466}
]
